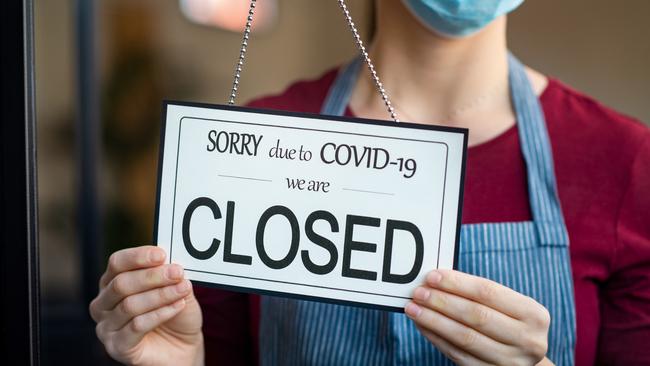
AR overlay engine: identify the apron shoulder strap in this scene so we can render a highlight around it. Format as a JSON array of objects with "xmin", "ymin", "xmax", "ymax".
[
  {"xmin": 508, "ymin": 53, "xmax": 569, "ymax": 246},
  {"xmin": 321, "ymin": 57, "xmax": 362, "ymax": 116}
]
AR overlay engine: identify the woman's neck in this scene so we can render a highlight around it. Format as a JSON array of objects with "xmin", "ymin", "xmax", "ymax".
[{"xmin": 348, "ymin": 0, "xmax": 546, "ymax": 146}]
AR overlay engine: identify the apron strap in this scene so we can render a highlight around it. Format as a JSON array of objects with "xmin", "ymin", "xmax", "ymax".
[
  {"xmin": 508, "ymin": 53, "xmax": 569, "ymax": 246},
  {"xmin": 321, "ymin": 57, "xmax": 362, "ymax": 116}
]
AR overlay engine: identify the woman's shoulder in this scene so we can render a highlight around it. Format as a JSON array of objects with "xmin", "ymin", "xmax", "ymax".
[
  {"xmin": 542, "ymin": 77, "xmax": 649, "ymax": 165},
  {"xmin": 543, "ymin": 78, "xmax": 648, "ymax": 143},
  {"xmin": 245, "ymin": 67, "xmax": 339, "ymax": 114}
]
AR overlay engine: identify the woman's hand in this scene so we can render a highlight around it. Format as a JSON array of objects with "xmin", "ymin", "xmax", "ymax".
[
  {"xmin": 405, "ymin": 269, "xmax": 552, "ymax": 366},
  {"xmin": 89, "ymin": 246, "xmax": 204, "ymax": 366}
]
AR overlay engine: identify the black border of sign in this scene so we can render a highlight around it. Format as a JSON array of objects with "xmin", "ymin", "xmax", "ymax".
[{"xmin": 153, "ymin": 100, "xmax": 468, "ymax": 313}]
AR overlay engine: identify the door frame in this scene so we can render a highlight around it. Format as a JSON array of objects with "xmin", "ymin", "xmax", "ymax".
[{"xmin": 1, "ymin": 0, "xmax": 40, "ymax": 364}]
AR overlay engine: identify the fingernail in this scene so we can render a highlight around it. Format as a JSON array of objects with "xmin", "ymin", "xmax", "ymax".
[
  {"xmin": 150, "ymin": 249, "xmax": 165, "ymax": 263},
  {"xmin": 413, "ymin": 287, "xmax": 430, "ymax": 301},
  {"xmin": 166, "ymin": 265, "xmax": 183, "ymax": 280},
  {"xmin": 405, "ymin": 302, "xmax": 422, "ymax": 318},
  {"xmin": 427, "ymin": 271, "xmax": 442, "ymax": 285},
  {"xmin": 172, "ymin": 298, "xmax": 185, "ymax": 309},
  {"xmin": 176, "ymin": 280, "xmax": 191, "ymax": 293}
]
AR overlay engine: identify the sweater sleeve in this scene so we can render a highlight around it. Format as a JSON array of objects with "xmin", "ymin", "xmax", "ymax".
[
  {"xmin": 194, "ymin": 286, "xmax": 257, "ymax": 366},
  {"xmin": 597, "ymin": 131, "xmax": 650, "ymax": 365}
]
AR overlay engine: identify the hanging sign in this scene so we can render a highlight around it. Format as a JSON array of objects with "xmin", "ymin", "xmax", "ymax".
[{"xmin": 154, "ymin": 101, "xmax": 467, "ymax": 311}]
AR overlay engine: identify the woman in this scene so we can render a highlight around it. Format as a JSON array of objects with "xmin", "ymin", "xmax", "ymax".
[{"xmin": 89, "ymin": 0, "xmax": 650, "ymax": 365}]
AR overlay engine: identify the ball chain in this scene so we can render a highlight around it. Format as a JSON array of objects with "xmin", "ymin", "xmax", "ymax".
[
  {"xmin": 229, "ymin": 0, "xmax": 399, "ymax": 123},
  {"xmin": 228, "ymin": 0, "xmax": 257, "ymax": 105},
  {"xmin": 337, "ymin": 0, "xmax": 399, "ymax": 122}
]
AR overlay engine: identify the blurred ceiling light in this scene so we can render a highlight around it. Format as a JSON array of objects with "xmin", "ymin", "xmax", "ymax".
[{"xmin": 180, "ymin": 0, "xmax": 277, "ymax": 32}]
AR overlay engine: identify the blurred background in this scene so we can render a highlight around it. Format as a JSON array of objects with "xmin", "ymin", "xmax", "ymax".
[{"xmin": 35, "ymin": 0, "xmax": 649, "ymax": 364}]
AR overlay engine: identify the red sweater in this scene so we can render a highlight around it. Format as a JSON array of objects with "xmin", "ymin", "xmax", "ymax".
[{"xmin": 194, "ymin": 68, "xmax": 650, "ymax": 365}]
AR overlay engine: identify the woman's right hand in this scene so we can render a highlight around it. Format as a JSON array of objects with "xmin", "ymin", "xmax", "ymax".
[{"xmin": 89, "ymin": 246, "xmax": 204, "ymax": 366}]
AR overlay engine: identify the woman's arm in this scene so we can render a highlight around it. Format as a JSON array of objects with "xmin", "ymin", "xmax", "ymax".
[{"xmin": 597, "ymin": 132, "xmax": 650, "ymax": 364}]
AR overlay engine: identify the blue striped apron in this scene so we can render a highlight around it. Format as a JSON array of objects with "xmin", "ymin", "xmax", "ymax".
[{"xmin": 260, "ymin": 53, "xmax": 576, "ymax": 365}]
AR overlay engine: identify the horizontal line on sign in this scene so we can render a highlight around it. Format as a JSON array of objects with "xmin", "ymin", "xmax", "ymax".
[
  {"xmin": 218, "ymin": 174, "xmax": 272, "ymax": 182},
  {"xmin": 342, "ymin": 188, "xmax": 395, "ymax": 196},
  {"xmin": 184, "ymin": 268, "xmax": 412, "ymax": 300}
]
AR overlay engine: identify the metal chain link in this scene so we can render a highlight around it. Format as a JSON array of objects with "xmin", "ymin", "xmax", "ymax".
[
  {"xmin": 228, "ymin": 0, "xmax": 399, "ymax": 123},
  {"xmin": 337, "ymin": 0, "xmax": 399, "ymax": 122},
  {"xmin": 228, "ymin": 0, "xmax": 257, "ymax": 105}
]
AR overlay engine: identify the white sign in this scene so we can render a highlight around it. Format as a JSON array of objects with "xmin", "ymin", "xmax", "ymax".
[{"xmin": 155, "ymin": 102, "xmax": 467, "ymax": 311}]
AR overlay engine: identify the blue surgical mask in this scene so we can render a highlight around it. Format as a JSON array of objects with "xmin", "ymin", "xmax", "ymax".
[{"xmin": 401, "ymin": 0, "xmax": 525, "ymax": 37}]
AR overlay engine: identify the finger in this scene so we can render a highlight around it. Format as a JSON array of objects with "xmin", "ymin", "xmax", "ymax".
[
  {"xmin": 114, "ymin": 298, "xmax": 187, "ymax": 352},
  {"xmin": 94, "ymin": 264, "xmax": 184, "ymax": 313},
  {"xmin": 102, "ymin": 280, "xmax": 192, "ymax": 332},
  {"xmin": 412, "ymin": 286, "xmax": 523, "ymax": 345},
  {"xmin": 405, "ymin": 301, "xmax": 514, "ymax": 364},
  {"xmin": 425, "ymin": 270, "xmax": 537, "ymax": 320},
  {"xmin": 415, "ymin": 325, "xmax": 494, "ymax": 366},
  {"xmin": 100, "ymin": 246, "xmax": 166, "ymax": 289}
]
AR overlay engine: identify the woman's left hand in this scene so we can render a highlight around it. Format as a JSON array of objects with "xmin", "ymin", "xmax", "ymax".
[{"xmin": 405, "ymin": 269, "xmax": 552, "ymax": 366}]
